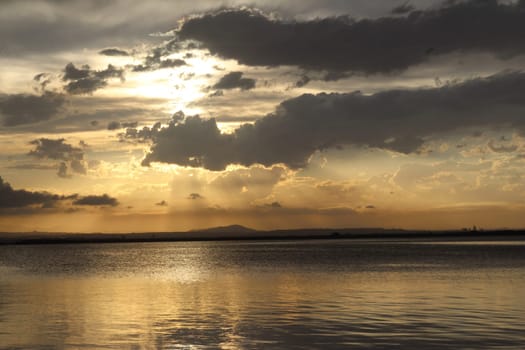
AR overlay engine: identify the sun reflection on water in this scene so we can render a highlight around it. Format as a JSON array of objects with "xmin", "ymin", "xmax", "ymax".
[{"xmin": 1, "ymin": 240, "xmax": 525, "ymax": 349}]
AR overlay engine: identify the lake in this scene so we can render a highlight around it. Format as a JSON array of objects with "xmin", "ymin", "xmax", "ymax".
[{"xmin": 1, "ymin": 238, "xmax": 524, "ymax": 349}]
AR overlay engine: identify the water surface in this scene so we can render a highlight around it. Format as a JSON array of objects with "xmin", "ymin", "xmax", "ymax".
[{"xmin": 1, "ymin": 239, "xmax": 524, "ymax": 349}]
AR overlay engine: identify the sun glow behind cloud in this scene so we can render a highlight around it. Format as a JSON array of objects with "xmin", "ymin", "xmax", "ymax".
[
  {"xmin": 110, "ymin": 54, "xmax": 222, "ymax": 115},
  {"xmin": 2, "ymin": 0, "xmax": 525, "ymax": 232}
]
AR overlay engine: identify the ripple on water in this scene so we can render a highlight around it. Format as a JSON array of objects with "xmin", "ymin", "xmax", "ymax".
[{"xmin": 0, "ymin": 240, "xmax": 524, "ymax": 349}]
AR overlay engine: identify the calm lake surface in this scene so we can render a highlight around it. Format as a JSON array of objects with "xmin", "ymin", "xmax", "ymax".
[{"xmin": 1, "ymin": 239, "xmax": 525, "ymax": 349}]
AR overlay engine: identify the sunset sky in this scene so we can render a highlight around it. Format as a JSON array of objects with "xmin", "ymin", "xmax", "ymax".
[{"xmin": 1, "ymin": 0, "xmax": 525, "ymax": 232}]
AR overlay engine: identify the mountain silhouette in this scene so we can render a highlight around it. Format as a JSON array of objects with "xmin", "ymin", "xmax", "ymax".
[{"xmin": 196, "ymin": 225, "xmax": 257, "ymax": 234}]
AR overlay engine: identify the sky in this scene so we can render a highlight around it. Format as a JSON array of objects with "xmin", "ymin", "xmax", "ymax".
[{"xmin": 1, "ymin": 0, "xmax": 525, "ymax": 232}]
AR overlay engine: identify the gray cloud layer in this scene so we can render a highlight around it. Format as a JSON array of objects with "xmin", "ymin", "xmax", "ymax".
[
  {"xmin": 176, "ymin": 1, "xmax": 525, "ymax": 74},
  {"xmin": 141, "ymin": 71, "xmax": 525, "ymax": 170},
  {"xmin": 0, "ymin": 92, "xmax": 66, "ymax": 126}
]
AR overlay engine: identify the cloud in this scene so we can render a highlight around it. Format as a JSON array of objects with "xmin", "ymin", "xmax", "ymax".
[
  {"xmin": 107, "ymin": 121, "xmax": 121, "ymax": 130},
  {"xmin": 393, "ymin": 161, "xmax": 492, "ymax": 193},
  {"xmin": 62, "ymin": 63, "xmax": 124, "ymax": 95},
  {"xmin": 487, "ymin": 140, "xmax": 518, "ymax": 153},
  {"xmin": 7, "ymin": 163, "xmax": 57, "ymax": 170},
  {"xmin": 28, "ymin": 138, "xmax": 87, "ymax": 177},
  {"xmin": 176, "ymin": 1, "xmax": 525, "ymax": 75},
  {"xmin": 57, "ymin": 162, "xmax": 69, "ymax": 178},
  {"xmin": 107, "ymin": 121, "xmax": 138, "ymax": 130},
  {"xmin": 188, "ymin": 193, "xmax": 203, "ymax": 200},
  {"xmin": 131, "ymin": 47, "xmax": 186, "ymax": 72},
  {"xmin": 212, "ymin": 72, "xmax": 256, "ymax": 90},
  {"xmin": 99, "ymin": 48, "xmax": 130, "ymax": 56},
  {"xmin": 1, "ymin": 0, "xmax": 413, "ymax": 58},
  {"xmin": 0, "ymin": 0, "xmax": 205, "ymax": 57},
  {"xmin": 63, "ymin": 63, "xmax": 91, "ymax": 81},
  {"xmin": 64, "ymin": 78, "xmax": 108, "ymax": 95},
  {"xmin": 206, "ymin": 166, "xmax": 286, "ymax": 208},
  {"xmin": 391, "ymin": 2, "xmax": 415, "ymax": 15},
  {"xmin": 142, "ymin": 71, "xmax": 525, "ymax": 170},
  {"xmin": 156, "ymin": 200, "xmax": 168, "ymax": 206},
  {"xmin": 265, "ymin": 201, "xmax": 282, "ymax": 208},
  {"xmin": 294, "ymin": 74, "xmax": 311, "ymax": 88},
  {"xmin": 70, "ymin": 159, "xmax": 87, "ymax": 175},
  {"xmin": 5, "ymin": 95, "xmax": 158, "ymax": 134},
  {"xmin": 73, "ymin": 194, "xmax": 119, "ymax": 206},
  {"xmin": 141, "ymin": 115, "xmax": 234, "ymax": 170},
  {"xmin": 0, "ymin": 92, "xmax": 66, "ymax": 126},
  {"xmin": 0, "ymin": 176, "xmax": 74, "ymax": 209},
  {"xmin": 118, "ymin": 122, "xmax": 162, "ymax": 143},
  {"xmin": 209, "ymin": 90, "xmax": 224, "ymax": 97},
  {"xmin": 29, "ymin": 138, "xmax": 84, "ymax": 161},
  {"xmin": 33, "ymin": 73, "xmax": 52, "ymax": 93},
  {"xmin": 1, "ymin": 175, "xmax": 118, "ymax": 213}
]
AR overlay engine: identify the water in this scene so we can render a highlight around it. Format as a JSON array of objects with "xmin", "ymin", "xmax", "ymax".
[{"xmin": 1, "ymin": 239, "xmax": 524, "ymax": 349}]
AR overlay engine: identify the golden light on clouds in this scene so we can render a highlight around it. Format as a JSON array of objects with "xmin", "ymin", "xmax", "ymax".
[{"xmin": 1, "ymin": 1, "xmax": 525, "ymax": 232}]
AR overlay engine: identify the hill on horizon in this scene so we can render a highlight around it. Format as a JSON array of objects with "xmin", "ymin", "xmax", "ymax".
[{"xmin": 192, "ymin": 224, "xmax": 257, "ymax": 234}]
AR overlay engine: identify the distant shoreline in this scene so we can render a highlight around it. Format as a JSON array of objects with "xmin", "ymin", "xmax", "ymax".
[{"xmin": 1, "ymin": 228, "xmax": 524, "ymax": 246}]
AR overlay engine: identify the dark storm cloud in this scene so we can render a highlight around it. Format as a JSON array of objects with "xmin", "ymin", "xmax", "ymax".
[
  {"xmin": 62, "ymin": 63, "xmax": 124, "ymax": 95},
  {"xmin": 212, "ymin": 72, "xmax": 256, "ymax": 91},
  {"xmin": 142, "ymin": 71, "xmax": 525, "ymax": 170},
  {"xmin": 73, "ymin": 194, "xmax": 119, "ymax": 206},
  {"xmin": 99, "ymin": 48, "xmax": 130, "ymax": 56},
  {"xmin": 0, "ymin": 176, "xmax": 74, "ymax": 209},
  {"xmin": 2, "ymin": 0, "xmax": 432, "ymax": 57},
  {"xmin": 176, "ymin": 1, "xmax": 525, "ymax": 75},
  {"xmin": 0, "ymin": 92, "xmax": 66, "ymax": 126}
]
